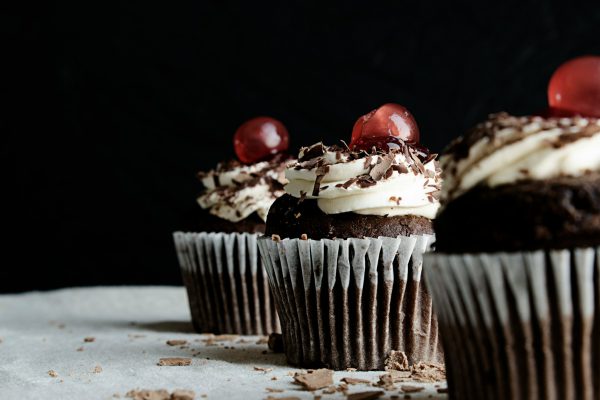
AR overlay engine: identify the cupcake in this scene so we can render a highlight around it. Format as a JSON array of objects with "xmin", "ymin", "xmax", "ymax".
[
  {"xmin": 173, "ymin": 116, "xmax": 291, "ymax": 335},
  {"xmin": 425, "ymin": 56, "xmax": 600, "ymax": 399},
  {"xmin": 258, "ymin": 103, "xmax": 444, "ymax": 370}
]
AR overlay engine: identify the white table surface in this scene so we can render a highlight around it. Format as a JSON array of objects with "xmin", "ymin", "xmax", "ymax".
[{"xmin": 0, "ymin": 286, "xmax": 447, "ymax": 400}]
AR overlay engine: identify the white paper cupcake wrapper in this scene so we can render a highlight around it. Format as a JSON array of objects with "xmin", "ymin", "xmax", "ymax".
[
  {"xmin": 258, "ymin": 234, "xmax": 443, "ymax": 370},
  {"xmin": 424, "ymin": 248, "xmax": 600, "ymax": 400},
  {"xmin": 173, "ymin": 231, "xmax": 280, "ymax": 335}
]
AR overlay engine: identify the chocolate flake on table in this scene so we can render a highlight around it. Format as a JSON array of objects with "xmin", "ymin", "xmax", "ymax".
[
  {"xmin": 76, "ymin": 347, "xmax": 84, "ymax": 352},
  {"xmin": 166, "ymin": 339, "xmax": 187, "ymax": 346},
  {"xmin": 341, "ymin": 377, "xmax": 372, "ymax": 385},
  {"xmin": 400, "ymin": 385, "xmax": 424, "ymax": 393},
  {"xmin": 293, "ymin": 369, "xmax": 334, "ymax": 390},
  {"xmin": 157, "ymin": 357, "xmax": 192, "ymax": 366},
  {"xmin": 265, "ymin": 388, "xmax": 284, "ymax": 393},
  {"xmin": 346, "ymin": 391, "xmax": 385, "ymax": 400},
  {"xmin": 266, "ymin": 397, "xmax": 301, "ymax": 400},
  {"xmin": 48, "ymin": 370, "xmax": 58, "ymax": 378},
  {"xmin": 253, "ymin": 366, "xmax": 273, "ymax": 373},
  {"xmin": 268, "ymin": 333, "xmax": 284, "ymax": 352},
  {"xmin": 84, "ymin": 337, "xmax": 95, "ymax": 342},
  {"xmin": 93, "ymin": 365, "xmax": 103, "ymax": 373},
  {"xmin": 437, "ymin": 387, "xmax": 449, "ymax": 393}
]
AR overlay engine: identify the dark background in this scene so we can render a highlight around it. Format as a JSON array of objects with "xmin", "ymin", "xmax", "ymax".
[{"xmin": 4, "ymin": 1, "xmax": 600, "ymax": 292}]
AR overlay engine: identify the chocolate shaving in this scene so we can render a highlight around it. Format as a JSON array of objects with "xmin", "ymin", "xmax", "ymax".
[
  {"xmin": 293, "ymin": 369, "xmax": 333, "ymax": 390},
  {"xmin": 369, "ymin": 154, "xmax": 395, "ymax": 181},
  {"xmin": 299, "ymin": 142, "xmax": 326, "ymax": 162}
]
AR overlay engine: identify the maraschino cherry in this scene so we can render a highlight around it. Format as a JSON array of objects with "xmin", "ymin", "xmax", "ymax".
[
  {"xmin": 547, "ymin": 56, "xmax": 600, "ymax": 118},
  {"xmin": 350, "ymin": 103, "xmax": 420, "ymax": 152},
  {"xmin": 233, "ymin": 117, "xmax": 289, "ymax": 164}
]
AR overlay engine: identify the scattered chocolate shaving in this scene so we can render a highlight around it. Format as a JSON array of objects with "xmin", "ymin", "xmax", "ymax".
[
  {"xmin": 369, "ymin": 154, "xmax": 395, "ymax": 181},
  {"xmin": 312, "ymin": 166, "xmax": 329, "ymax": 196},
  {"xmin": 48, "ymin": 370, "xmax": 58, "ymax": 378},
  {"xmin": 84, "ymin": 337, "xmax": 95, "ymax": 343},
  {"xmin": 171, "ymin": 390, "xmax": 195, "ymax": 400},
  {"xmin": 166, "ymin": 340, "xmax": 187, "ymax": 346},
  {"xmin": 298, "ymin": 191, "xmax": 307, "ymax": 203},
  {"xmin": 346, "ymin": 391, "xmax": 385, "ymax": 400},
  {"xmin": 400, "ymin": 385, "xmax": 424, "ymax": 393},
  {"xmin": 293, "ymin": 369, "xmax": 334, "ymax": 390},
  {"xmin": 76, "ymin": 347, "xmax": 84, "ymax": 352},
  {"xmin": 157, "ymin": 358, "xmax": 191, "ymax": 366},
  {"xmin": 299, "ymin": 142, "xmax": 326, "ymax": 162},
  {"xmin": 265, "ymin": 388, "xmax": 284, "ymax": 393},
  {"xmin": 254, "ymin": 366, "xmax": 273, "ymax": 373},
  {"xmin": 341, "ymin": 377, "xmax": 371, "ymax": 385},
  {"xmin": 268, "ymin": 333, "xmax": 283, "ymax": 353},
  {"xmin": 126, "ymin": 389, "xmax": 170, "ymax": 400},
  {"xmin": 265, "ymin": 397, "xmax": 300, "ymax": 400},
  {"xmin": 93, "ymin": 365, "xmax": 103, "ymax": 373},
  {"xmin": 437, "ymin": 387, "xmax": 448, "ymax": 393}
]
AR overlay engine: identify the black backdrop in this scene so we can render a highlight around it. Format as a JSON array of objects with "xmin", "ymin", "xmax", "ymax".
[{"xmin": 4, "ymin": 1, "xmax": 600, "ymax": 292}]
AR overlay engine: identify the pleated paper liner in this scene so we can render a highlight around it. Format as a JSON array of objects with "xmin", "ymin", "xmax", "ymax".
[
  {"xmin": 257, "ymin": 234, "xmax": 444, "ymax": 370},
  {"xmin": 173, "ymin": 231, "xmax": 280, "ymax": 335},
  {"xmin": 424, "ymin": 248, "xmax": 600, "ymax": 400}
]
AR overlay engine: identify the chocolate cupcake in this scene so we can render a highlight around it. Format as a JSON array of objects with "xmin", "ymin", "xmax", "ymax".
[
  {"xmin": 258, "ymin": 103, "xmax": 444, "ymax": 370},
  {"xmin": 173, "ymin": 117, "xmax": 291, "ymax": 335},
  {"xmin": 425, "ymin": 57, "xmax": 600, "ymax": 400}
]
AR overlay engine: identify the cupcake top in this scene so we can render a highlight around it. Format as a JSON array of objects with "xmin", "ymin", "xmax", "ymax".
[
  {"xmin": 440, "ymin": 112, "xmax": 600, "ymax": 205},
  {"xmin": 197, "ymin": 155, "xmax": 288, "ymax": 222},
  {"xmin": 266, "ymin": 103, "xmax": 441, "ymax": 240},
  {"xmin": 285, "ymin": 141, "xmax": 441, "ymax": 218}
]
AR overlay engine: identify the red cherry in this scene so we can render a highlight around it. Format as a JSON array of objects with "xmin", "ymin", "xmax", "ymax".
[
  {"xmin": 350, "ymin": 103, "xmax": 420, "ymax": 145},
  {"xmin": 233, "ymin": 117, "xmax": 289, "ymax": 164},
  {"xmin": 548, "ymin": 56, "xmax": 600, "ymax": 118},
  {"xmin": 352, "ymin": 136, "xmax": 405, "ymax": 152}
]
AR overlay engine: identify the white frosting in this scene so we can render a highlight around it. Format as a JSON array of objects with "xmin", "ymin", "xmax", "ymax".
[
  {"xmin": 441, "ymin": 114, "xmax": 600, "ymax": 204},
  {"xmin": 197, "ymin": 160, "xmax": 288, "ymax": 223},
  {"xmin": 286, "ymin": 146, "xmax": 441, "ymax": 219}
]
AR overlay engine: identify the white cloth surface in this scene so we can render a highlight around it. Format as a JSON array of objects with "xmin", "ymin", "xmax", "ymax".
[{"xmin": 0, "ymin": 286, "xmax": 447, "ymax": 400}]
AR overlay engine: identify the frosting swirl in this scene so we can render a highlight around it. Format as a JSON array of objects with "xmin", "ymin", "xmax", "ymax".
[
  {"xmin": 441, "ymin": 112, "xmax": 600, "ymax": 204},
  {"xmin": 284, "ymin": 142, "xmax": 441, "ymax": 219},
  {"xmin": 197, "ymin": 155, "xmax": 289, "ymax": 222}
]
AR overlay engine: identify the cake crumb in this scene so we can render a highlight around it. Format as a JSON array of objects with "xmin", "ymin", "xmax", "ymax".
[
  {"xmin": 157, "ymin": 358, "xmax": 192, "ymax": 366},
  {"xmin": 293, "ymin": 369, "xmax": 333, "ymax": 390},
  {"xmin": 48, "ymin": 370, "xmax": 58, "ymax": 378},
  {"xmin": 93, "ymin": 365, "xmax": 103, "ymax": 373},
  {"xmin": 84, "ymin": 337, "xmax": 95, "ymax": 343},
  {"xmin": 385, "ymin": 351, "xmax": 409, "ymax": 371},
  {"xmin": 167, "ymin": 340, "xmax": 188, "ymax": 346}
]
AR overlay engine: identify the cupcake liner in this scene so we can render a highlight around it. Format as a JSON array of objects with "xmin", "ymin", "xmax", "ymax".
[
  {"xmin": 424, "ymin": 248, "xmax": 600, "ymax": 400},
  {"xmin": 257, "ymin": 234, "xmax": 443, "ymax": 370},
  {"xmin": 173, "ymin": 231, "xmax": 280, "ymax": 335}
]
